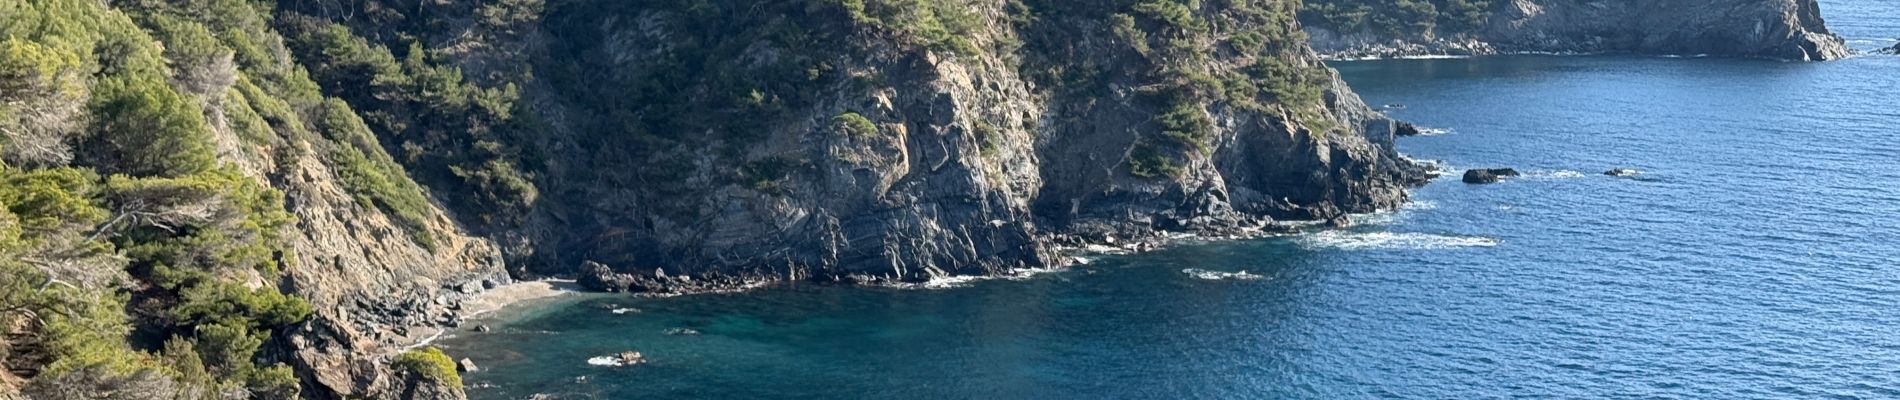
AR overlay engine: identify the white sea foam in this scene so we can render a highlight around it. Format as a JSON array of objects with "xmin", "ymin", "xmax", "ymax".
[
  {"xmin": 586, "ymin": 356, "xmax": 626, "ymax": 367},
  {"xmin": 1182, "ymin": 268, "xmax": 1266, "ymax": 281},
  {"xmin": 916, "ymin": 275, "xmax": 986, "ymax": 289},
  {"xmin": 1416, "ymin": 127, "xmax": 1453, "ymax": 136},
  {"xmin": 908, "ymin": 266, "xmax": 1069, "ymax": 290},
  {"xmin": 1334, "ymin": 54, "xmax": 1474, "ymax": 61},
  {"xmin": 1298, "ymin": 231, "xmax": 1500, "ymax": 251},
  {"xmin": 1525, "ymin": 169, "xmax": 1586, "ymax": 179}
]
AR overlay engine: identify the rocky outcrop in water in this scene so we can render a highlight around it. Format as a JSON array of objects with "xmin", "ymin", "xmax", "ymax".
[
  {"xmin": 1463, "ymin": 168, "xmax": 1522, "ymax": 184},
  {"xmin": 1304, "ymin": 0, "xmax": 1850, "ymax": 61}
]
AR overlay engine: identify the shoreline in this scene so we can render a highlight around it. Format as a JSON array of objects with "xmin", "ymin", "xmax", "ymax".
[
  {"xmin": 402, "ymin": 279, "xmax": 587, "ymax": 351},
  {"xmin": 459, "ymin": 279, "xmax": 587, "ymax": 320}
]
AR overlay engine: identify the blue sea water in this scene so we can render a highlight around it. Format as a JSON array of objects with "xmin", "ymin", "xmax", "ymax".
[{"xmin": 440, "ymin": 2, "xmax": 1900, "ymax": 398}]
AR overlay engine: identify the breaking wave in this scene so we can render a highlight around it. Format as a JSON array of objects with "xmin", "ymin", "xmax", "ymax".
[
  {"xmin": 1182, "ymin": 268, "xmax": 1266, "ymax": 281},
  {"xmin": 1525, "ymin": 169, "xmax": 1586, "ymax": 179},
  {"xmin": 1298, "ymin": 231, "xmax": 1500, "ymax": 251},
  {"xmin": 908, "ymin": 266, "xmax": 1068, "ymax": 290},
  {"xmin": 587, "ymin": 357, "xmax": 631, "ymax": 367}
]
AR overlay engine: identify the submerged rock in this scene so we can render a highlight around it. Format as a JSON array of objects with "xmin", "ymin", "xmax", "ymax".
[
  {"xmin": 1462, "ymin": 168, "xmax": 1522, "ymax": 184},
  {"xmin": 1604, "ymin": 168, "xmax": 1641, "ymax": 177}
]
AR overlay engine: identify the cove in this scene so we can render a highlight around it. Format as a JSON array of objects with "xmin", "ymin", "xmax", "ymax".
[{"xmin": 438, "ymin": 4, "xmax": 1900, "ymax": 398}]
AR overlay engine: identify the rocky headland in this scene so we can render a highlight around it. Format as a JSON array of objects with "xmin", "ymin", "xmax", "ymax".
[{"xmin": 1303, "ymin": 0, "xmax": 1851, "ymax": 61}]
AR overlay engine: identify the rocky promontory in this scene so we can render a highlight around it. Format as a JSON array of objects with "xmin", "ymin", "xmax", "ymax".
[{"xmin": 1303, "ymin": 0, "xmax": 1850, "ymax": 61}]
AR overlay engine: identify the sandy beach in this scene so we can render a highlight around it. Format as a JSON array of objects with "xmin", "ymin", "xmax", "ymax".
[{"xmin": 460, "ymin": 279, "xmax": 585, "ymax": 320}]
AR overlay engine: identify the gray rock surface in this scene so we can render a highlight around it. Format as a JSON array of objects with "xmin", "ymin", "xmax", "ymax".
[
  {"xmin": 1306, "ymin": 0, "xmax": 1850, "ymax": 61},
  {"xmin": 1463, "ymin": 168, "xmax": 1522, "ymax": 184},
  {"xmin": 497, "ymin": 2, "xmax": 1429, "ymax": 287}
]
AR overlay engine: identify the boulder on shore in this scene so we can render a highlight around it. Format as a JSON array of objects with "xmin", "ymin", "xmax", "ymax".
[
  {"xmin": 1462, "ymin": 168, "xmax": 1521, "ymax": 184},
  {"xmin": 577, "ymin": 261, "xmax": 637, "ymax": 292}
]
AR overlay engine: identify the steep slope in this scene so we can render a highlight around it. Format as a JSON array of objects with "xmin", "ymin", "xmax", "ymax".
[
  {"xmin": 0, "ymin": 0, "xmax": 501, "ymax": 399},
  {"xmin": 469, "ymin": 0, "xmax": 1428, "ymax": 284},
  {"xmin": 1302, "ymin": 0, "xmax": 1851, "ymax": 60}
]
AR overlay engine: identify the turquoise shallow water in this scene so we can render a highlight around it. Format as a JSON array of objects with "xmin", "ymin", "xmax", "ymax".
[{"xmin": 440, "ymin": 2, "xmax": 1900, "ymax": 398}]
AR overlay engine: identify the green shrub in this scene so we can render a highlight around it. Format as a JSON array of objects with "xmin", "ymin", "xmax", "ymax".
[
  {"xmin": 191, "ymin": 321, "xmax": 263, "ymax": 375},
  {"xmin": 1127, "ymin": 142, "xmax": 1183, "ymax": 179},
  {"xmin": 835, "ymin": 0, "xmax": 983, "ymax": 56},
  {"xmin": 1155, "ymin": 99, "xmax": 1212, "ymax": 153},
  {"xmin": 393, "ymin": 347, "xmax": 462, "ymax": 388},
  {"xmin": 166, "ymin": 281, "xmax": 311, "ymax": 329},
  {"xmin": 245, "ymin": 363, "xmax": 302, "ymax": 399},
  {"xmin": 85, "ymin": 74, "xmax": 217, "ymax": 177},
  {"xmin": 831, "ymin": 112, "xmax": 880, "ymax": 138}
]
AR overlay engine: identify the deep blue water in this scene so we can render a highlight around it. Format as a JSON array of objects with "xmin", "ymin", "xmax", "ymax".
[{"xmin": 441, "ymin": 2, "xmax": 1900, "ymax": 398}]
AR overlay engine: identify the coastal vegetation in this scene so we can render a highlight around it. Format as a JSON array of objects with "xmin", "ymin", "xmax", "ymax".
[
  {"xmin": 1019, "ymin": 0, "xmax": 1336, "ymax": 178},
  {"xmin": 393, "ymin": 347, "xmax": 463, "ymax": 388},
  {"xmin": 1300, "ymin": 0, "xmax": 1493, "ymax": 37},
  {"xmin": 0, "ymin": 0, "xmax": 375, "ymax": 397}
]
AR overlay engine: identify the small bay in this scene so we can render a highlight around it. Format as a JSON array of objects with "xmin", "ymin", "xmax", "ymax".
[{"xmin": 441, "ymin": 1, "xmax": 1900, "ymax": 398}]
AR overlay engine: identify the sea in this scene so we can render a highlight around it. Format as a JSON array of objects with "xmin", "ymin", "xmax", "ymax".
[{"xmin": 438, "ymin": 1, "xmax": 1900, "ymax": 398}]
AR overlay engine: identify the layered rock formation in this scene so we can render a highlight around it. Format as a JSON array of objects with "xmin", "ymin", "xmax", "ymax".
[
  {"xmin": 1304, "ymin": 0, "xmax": 1851, "ymax": 60},
  {"xmin": 491, "ymin": 0, "xmax": 1426, "ymax": 284}
]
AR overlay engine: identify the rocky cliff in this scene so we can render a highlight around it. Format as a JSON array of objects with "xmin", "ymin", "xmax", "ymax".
[
  {"xmin": 1303, "ymin": 0, "xmax": 1851, "ymax": 60},
  {"xmin": 475, "ymin": 0, "xmax": 1427, "ymax": 286}
]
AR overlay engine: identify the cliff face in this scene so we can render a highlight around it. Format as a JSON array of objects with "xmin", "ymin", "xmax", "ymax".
[
  {"xmin": 1304, "ymin": 0, "xmax": 1850, "ymax": 60},
  {"xmin": 499, "ymin": 0, "xmax": 1425, "ymax": 284}
]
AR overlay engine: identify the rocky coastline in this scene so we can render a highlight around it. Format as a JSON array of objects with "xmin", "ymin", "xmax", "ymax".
[
  {"xmin": 300, "ymin": 0, "xmax": 1844, "ymax": 397},
  {"xmin": 1304, "ymin": 0, "xmax": 1851, "ymax": 61}
]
